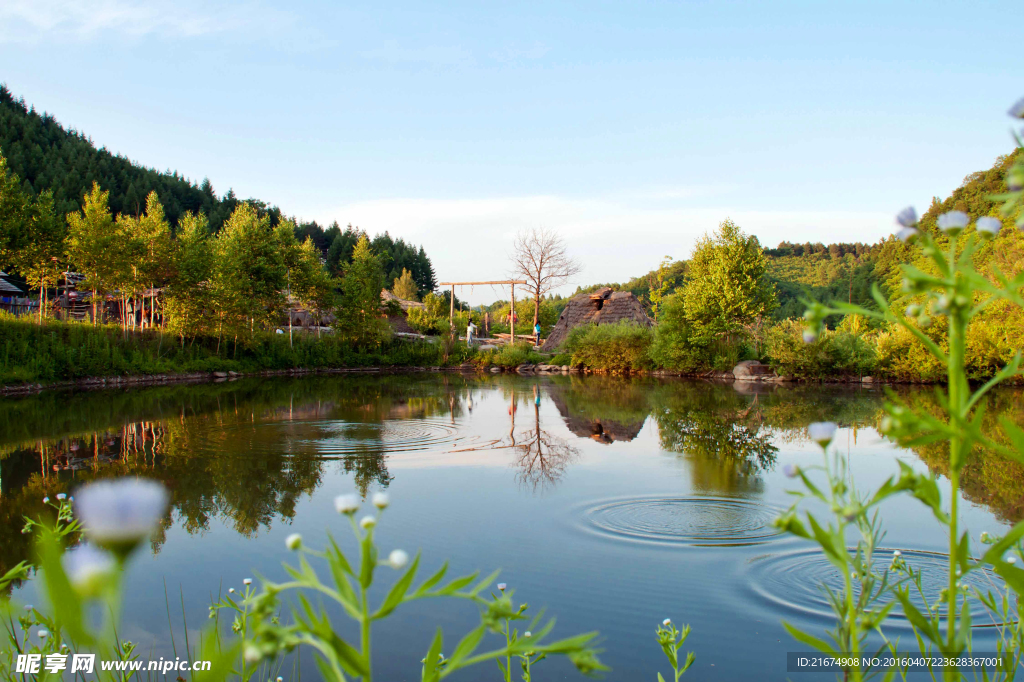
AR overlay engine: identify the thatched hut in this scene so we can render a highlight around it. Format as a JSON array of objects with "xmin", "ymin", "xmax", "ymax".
[{"xmin": 541, "ymin": 287, "xmax": 653, "ymax": 351}]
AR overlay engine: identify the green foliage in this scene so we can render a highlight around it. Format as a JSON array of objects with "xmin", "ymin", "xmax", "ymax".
[
  {"xmin": 392, "ymin": 268, "xmax": 420, "ymax": 301},
  {"xmin": 0, "ymin": 316, "xmax": 469, "ymax": 384},
  {"xmin": 563, "ymin": 321, "xmax": 653, "ymax": 372},
  {"xmin": 475, "ymin": 342, "xmax": 544, "ymax": 368},
  {"xmin": 681, "ymin": 219, "xmax": 777, "ymax": 344},
  {"xmin": 655, "ymin": 619, "xmax": 695, "ymax": 682}
]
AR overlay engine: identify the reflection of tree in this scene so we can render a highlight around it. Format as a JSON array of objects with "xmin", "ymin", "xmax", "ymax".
[{"xmin": 512, "ymin": 387, "xmax": 580, "ymax": 491}]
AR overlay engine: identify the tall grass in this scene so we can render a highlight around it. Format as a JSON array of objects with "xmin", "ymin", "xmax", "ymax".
[{"xmin": 0, "ymin": 314, "xmax": 471, "ymax": 384}]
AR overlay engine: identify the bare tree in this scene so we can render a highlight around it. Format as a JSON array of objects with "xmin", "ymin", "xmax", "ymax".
[{"xmin": 510, "ymin": 227, "xmax": 582, "ymax": 326}]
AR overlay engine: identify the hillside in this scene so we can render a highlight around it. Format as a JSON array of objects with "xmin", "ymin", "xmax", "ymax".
[
  {"xmin": 574, "ymin": 147, "xmax": 1022, "ymax": 321},
  {"xmin": 0, "ymin": 85, "xmax": 436, "ymax": 294}
]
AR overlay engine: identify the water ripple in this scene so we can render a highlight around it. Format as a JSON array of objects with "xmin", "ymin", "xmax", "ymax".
[
  {"xmin": 314, "ymin": 419, "xmax": 463, "ymax": 456},
  {"xmin": 579, "ymin": 496, "xmax": 786, "ymax": 547},
  {"xmin": 745, "ymin": 547, "xmax": 1002, "ymax": 627}
]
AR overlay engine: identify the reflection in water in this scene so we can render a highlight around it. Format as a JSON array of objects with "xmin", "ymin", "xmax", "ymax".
[
  {"xmin": 2, "ymin": 375, "xmax": 1024, "ymax": 586},
  {"xmin": 512, "ymin": 385, "xmax": 580, "ymax": 491}
]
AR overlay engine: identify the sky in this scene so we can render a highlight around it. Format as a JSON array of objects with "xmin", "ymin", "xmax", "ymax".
[{"xmin": 1, "ymin": 0, "xmax": 1021, "ymax": 303}]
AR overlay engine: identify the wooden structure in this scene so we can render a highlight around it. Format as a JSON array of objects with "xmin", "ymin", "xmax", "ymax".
[{"xmin": 438, "ymin": 280, "xmax": 527, "ymax": 339}]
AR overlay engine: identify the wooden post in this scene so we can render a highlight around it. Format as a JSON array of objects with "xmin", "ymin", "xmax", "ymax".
[
  {"xmin": 449, "ymin": 284, "xmax": 455, "ymax": 329},
  {"xmin": 511, "ymin": 283, "xmax": 515, "ymax": 342}
]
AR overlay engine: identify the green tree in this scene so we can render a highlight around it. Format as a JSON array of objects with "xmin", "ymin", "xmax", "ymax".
[
  {"xmin": 681, "ymin": 219, "xmax": 777, "ymax": 344},
  {"xmin": 0, "ymin": 153, "xmax": 29, "ymax": 272},
  {"xmin": 212, "ymin": 203, "xmax": 286, "ymax": 344},
  {"xmin": 335, "ymin": 236, "xmax": 389, "ymax": 347},
  {"xmin": 391, "ymin": 267, "xmax": 419, "ymax": 301},
  {"xmin": 648, "ymin": 256, "xmax": 674, "ymax": 321},
  {"xmin": 164, "ymin": 211, "xmax": 213, "ymax": 345},
  {"xmin": 292, "ymin": 236, "xmax": 336, "ymax": 336},
  {"xmin": 66, "ymin": 183, "xmax": 118, "ymax": 324}
]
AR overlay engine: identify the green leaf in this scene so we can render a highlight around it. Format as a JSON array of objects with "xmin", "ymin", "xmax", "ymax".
[
  {"xmin": 328, "ymin": 534, "xmax": 356, "ymax": 575},
  {"xmin": 329, "ymin": 632, "xmax": 369, "ymax": 678},
  {"xmin": 36, "ymin": 530, "xmax": 90, "ymax": 645},
  {"xmin": 782, "ymin": 621, "xmax": 836, "ymax": 655},
  {"xmin": 448, "ymin": 624, "xmax": 485, "ymax": 666},
  {"xmin": 893, "ymin": 589, "xmax": 939, "ymax": 644},
  {"xmin": 468, "ymin": 569, "xmax": 502, "ymax": 597},
  {"xmin": 421, "ymin": 627, "xmax": 444, "ymax": 682},
  {"xmin": 998, "ymin": 417, "xmax": 1024, "ymax": 466},
  {"xmin": 413, "ymin": 561, "xmax": 449, "ymax": 596},
  {"xmin": 437, "ymin": 572, "xmax": 478, "ymax": 595},
  {"xmin": 359, "ymin": 530, "xmax": 377, "ymax": 589},
  {"xmin": 373, "ymin": 553, "xmax": 421, "ymax": 619},
  {"xmin": 980, "ymin": 518, "xmax": 1024, "ymax": 566}
]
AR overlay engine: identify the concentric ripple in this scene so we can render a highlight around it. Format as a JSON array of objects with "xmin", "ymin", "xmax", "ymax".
[
  {"xmin": 314, "ymin": 419, "xmax": 462, "ymax": 456},
  {"xmin": 745, "ymin": 547, "xmax": 1002, "ymax": 627},
  {"xmin": 580, "ymin": 496, "xmax": 786, "ymax": 547}
]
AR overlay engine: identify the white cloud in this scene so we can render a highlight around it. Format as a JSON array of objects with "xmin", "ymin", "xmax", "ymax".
[
  {"xmin": 321, "ymin": 193, "xmax": 893, "ymax": 304},
  {"xmin": 0, "ymin": 0, "xmax": 292, "ymax": 43}
]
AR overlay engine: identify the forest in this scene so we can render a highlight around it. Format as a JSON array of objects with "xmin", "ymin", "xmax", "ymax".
[{"xmin": 0, "ymin": 85, "xmax": 436, "ymax": 294}]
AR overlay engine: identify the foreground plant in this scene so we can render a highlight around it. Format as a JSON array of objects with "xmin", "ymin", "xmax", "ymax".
[
  {"xmin": 789, "ymin": 97, "xmax": 1024, "ymax": 680},
  {"xmin": 215, "ymin": 491, "xmax": 606, "ymax": 681},
  {"xmin": 655, "ymin": 618, "xmax": 695, "ymax": 682}
]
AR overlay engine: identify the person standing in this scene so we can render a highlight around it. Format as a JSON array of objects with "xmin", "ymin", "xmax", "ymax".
[
  {"xmin": 533, "ymin": 321, "xmax": 542, "ymax": 347},
  {"xmin": 466, "ymin": 318, "xmax": 477, "ymax": 347}
]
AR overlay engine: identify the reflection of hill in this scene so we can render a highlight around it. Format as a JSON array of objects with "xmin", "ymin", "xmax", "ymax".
[{"xmin": 546, "ymin": 377, "xmax": 651, "ymax": 443}]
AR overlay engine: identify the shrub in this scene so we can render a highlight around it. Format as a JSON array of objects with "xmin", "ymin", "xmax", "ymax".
[
  {"xmin": 563, "ymin": 321, "xmax": 653, "ymax": 372},
  {"xmin": 475, "ymin": 342, "xmax": 543, "ymax": 368}
]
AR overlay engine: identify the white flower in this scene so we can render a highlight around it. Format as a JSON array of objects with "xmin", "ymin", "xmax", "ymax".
[
  {"xmin": 524, "ymin": 631, "xmax": 532, "ymax": 638},
  {"xmin": 372, "ymin": 492, "xmax": 390, "ymax": 510},
  {"xmin": 359, "ymin": 515, "xmax": 376, "ymax": 530},
  {"xmin": 38, "ymin": 629, "xmax": 49, "ymax": 639},
  {"xmin": 895, "ymin": 206, "xmax": 918, "ymax": 227},
  {"xmin": 334, "ymin": 494, "xmax": 360, "ymax": 515},
  {"xmin": 896, "ymin": 226, "xmax": 919, "ymax": 242},
  {"xmin": 74, "ymin": 479, "xmax": 169, "ymax": 553},
  {"xmin": 63, "ymin": 544, "xmax": 115, "ymax": 596},
  {"xmin": 1007, "ymin": 556, "xmax": 1018, "ymax": 565},
  {"xmin": 937, "ymin": 210, "xmax": 969, "ymax": 234},
  {"xmin": 893, "ymin": 550, "xmax": 902, "ymax": 557},
  {"xmin": 976, "ymin": 217, "xmax": 1002, "ymax": 237},
  {"xmin": 43, "ymin": 497, "xmax": 49, "ymax": 503},
  {"xmin": 277, "ymin": 678, "xmax": 284, "ymax": 682},
  {"xmin": 243, "ymin": 645, "xmax": 261, "ymax": 663},
  {"xmin": 980, "ymin": 531, "xmax": 992, "ymax": 543},
  {"xmin": 388, "ymin": 549, "xmax": 409, "ymax": 569},
  {"xmin": 662, "ymin": 618, "xmax": 671, "ymax": 626},
  {"xmin": 497, "ymin": 583, "xmax": 507, "ymax": 592},
  {"xmin": 782, "ymin": 463, "xmax": 799, "ymax": 478},
  {"xmin": 285, "ymin": 533, "xmax": 302, "ymax": 551},
  {"xmin": 24, "ymin": 604, "xmax": 33, "ymax": 611},
  {"xmin": 56, "ymin": 493, "xmax": 66, "ymax": 501},
  {"xmin": 243, "ymin": 578, "xmax": 252, "ymax": 586},
  {"xmin": 1009, "ymin": 96, "xmax": 1024, "ymax": 119},
  {"xmin": 808, "ymin": 422, "xmax": 838, "ymax": 448},
  {"xmin": 228, "ymin": 588, "xmax": 235, "ymax": 594},
  {"xmin": 802, "ymin": 328, "xmax": 818, "ymax": 344}
]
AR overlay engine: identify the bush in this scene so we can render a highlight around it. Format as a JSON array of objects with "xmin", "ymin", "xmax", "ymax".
[
  {"xmin": 475, "ymin": 342, "xmax": 543, "ymax": 368},
  {"xmin": 563, "ymin": 321, "xmax": 653, "ymax": 372},
  {"xmin": 765, "ymin": 319, "xmax": 877, "ymax": 378}
]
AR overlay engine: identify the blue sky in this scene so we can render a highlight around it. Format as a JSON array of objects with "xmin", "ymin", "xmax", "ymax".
[{"xmin": 1, "ymin": 0, "xmax": 1020, "ymax": 301}]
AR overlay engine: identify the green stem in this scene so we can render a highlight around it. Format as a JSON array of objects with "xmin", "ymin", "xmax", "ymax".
[
  {"xmin": 945, "ymin": 234, "xmax": 965, "ymax": 677},
  {"xmin": 843, "ymin": 532, "xmax": 862, "ymax": 682},
  {"xmin": 361, "ymin": 589, "xmax": 372, "ymax": 682}
]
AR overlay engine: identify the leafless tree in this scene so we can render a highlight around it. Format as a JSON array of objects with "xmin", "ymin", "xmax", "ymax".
[{"xmin": 510, "ymin": 227, "xmax": 582, "ymax": 326}]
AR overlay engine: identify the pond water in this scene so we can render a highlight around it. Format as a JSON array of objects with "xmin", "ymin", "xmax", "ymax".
[{"xmin": 1, "ymin": 375, "xmax": 1022, "ymax": 680}]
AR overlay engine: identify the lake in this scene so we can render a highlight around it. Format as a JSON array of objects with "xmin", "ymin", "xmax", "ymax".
[{"xmin": 1, "ymin": 374, "xmax": 1021, "ymax": 680}]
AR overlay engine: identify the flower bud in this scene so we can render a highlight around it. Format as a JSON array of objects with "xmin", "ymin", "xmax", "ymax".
[
  {"xmin": 937, "ymin": 210, "xmax": 969, "ymax": 235},
  {"xmin": 662, "ymin": 618, "xmax": 671, "ymax": 626},
  {"xmin": 497, "ymin": 583, "xmax": 507, "ymax": 592},
  {"xmin": 285, "ymin": 533, "xmax": 302, "ymax": 551},
  {"xmin": 808, "ymin": 422, "xmax": 837, "ymax": 449},
  {"xmin": 334, "ymin": 494, "xmax": 360, "ymax": 515},
  {"xmin": 895, "ymin": 206, "xmax": 918, "ymax": 227},
  {"xmin": 243, "ymin": 578, "xmax": 252, "ymax": 586},
  {"xmin": 74, "ymin": 478, "xmax": 169, "ymax": 559},
  {"xmin": 976, "ymin": 217, "xmax": 1002, "ymax": 237},
  {"xmin": 1009, "ymin": 96, "xmax": 1024, "ymax": 119},
  {"xmin": 802, "ymin": 328, "xmax": 818, "ymax": 344},
  {"xmin": 905, "ymin": 304, "xmax": 921, "ymax": 318},
  {"xmin": 388, "ymin": 549, "xmax": 409, "ymax": 569},
  {"xmin": 359, "ymin": 515, "xmax": 376, "ymax": 529},
  {"xmin": 63, "ymin": 544, "xmax": 115, "ymax": 598},
  {"xmin": 372, "ymin": 492, "xmax": 390, "ymax": 510},
  {"xmin": 896, "ymin": 227, "xmax": 919, "ymax": 243},
  {"xmin": 38, "ymin": 629, "xmax": 49, "ymax": 639},
  {"xmin": 782, "ymin": 463, "xmax": 799, "ymax": 478}
]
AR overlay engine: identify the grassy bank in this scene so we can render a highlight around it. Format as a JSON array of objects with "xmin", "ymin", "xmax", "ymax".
[{"xmin": 0, "ymin": 315, "xmax": 474, "ymax": 385}]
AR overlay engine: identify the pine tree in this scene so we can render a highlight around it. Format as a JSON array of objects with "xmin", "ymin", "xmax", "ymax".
[{"xmin": 336, "ymin": 236, "xmax": 388, "ymax": 346}]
